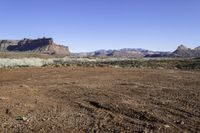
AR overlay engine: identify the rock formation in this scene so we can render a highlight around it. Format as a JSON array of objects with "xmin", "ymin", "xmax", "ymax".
[
  {"xmin": 0, "ymin": 38, "xmax": 69, "ymax": 56},
  {"xmin": 172, "ymin": 45, "xmax": 200, "ymax": 57}
]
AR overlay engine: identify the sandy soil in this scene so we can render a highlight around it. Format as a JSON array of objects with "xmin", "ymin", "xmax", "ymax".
[{"xmin": 0, "ymin": 67, "xmax": 200, "ymax": 132}]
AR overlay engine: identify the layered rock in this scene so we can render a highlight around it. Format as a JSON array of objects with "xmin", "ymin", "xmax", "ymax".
[{"xmin": 0, "ymin": 38, "xmax": 69, "ymax": 56}]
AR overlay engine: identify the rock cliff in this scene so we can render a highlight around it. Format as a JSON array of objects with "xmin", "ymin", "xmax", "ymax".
[{"xmin": 0, "ymin": 38, "xmax": 69, "ymax": 56}]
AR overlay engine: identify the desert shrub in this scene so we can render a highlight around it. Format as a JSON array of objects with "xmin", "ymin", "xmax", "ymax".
[
  {"xmin": 0, "ymin": 57, "xmax": 200, "ymax": 70},
  {"xmin": 0, "ymin": 58, "xmax": 44, "ymax": 68},
  {"xmin": 175, "ymin": 60, "xmax": 200, "ymax": 70}
]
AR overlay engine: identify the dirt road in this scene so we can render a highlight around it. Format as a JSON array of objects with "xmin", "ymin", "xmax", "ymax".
[{"xmin": 0, "ymin": 67, "xmax": 200, "ymax": 132}]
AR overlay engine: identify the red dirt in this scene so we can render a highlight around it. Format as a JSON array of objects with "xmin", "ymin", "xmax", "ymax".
[{"xmin": 0, "ymin": 67, "xmax": 200, "ymax": 132}]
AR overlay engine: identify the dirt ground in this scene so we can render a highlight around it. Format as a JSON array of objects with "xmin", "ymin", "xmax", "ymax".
[{"xmin": 0, "ymin": 67, "xmax": 200, "ymax": 133}]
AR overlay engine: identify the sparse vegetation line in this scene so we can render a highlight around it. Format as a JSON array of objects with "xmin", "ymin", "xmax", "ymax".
[{"xmin": 0, "ymin": 57, "xmax": 200, "ymax": 70}]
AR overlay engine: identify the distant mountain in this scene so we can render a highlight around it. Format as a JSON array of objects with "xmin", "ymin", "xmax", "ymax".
[
  {"xmin": 0, "ymin": 38, "xmax": 69, "ymax": 56},
  {"xmin": 72, "ymin": 45, "xmax": 200, "ymax": 58},
  {"xmin": 71, "ymin": 48, "xmax": 171, "ymax": 58},
  {"xmin": 171, "ymin": 45, "xmax": 200, "ymax": 57},
  {"xmin": 1, "ymin": 39, "xmax": 200, "ymax": 58}
]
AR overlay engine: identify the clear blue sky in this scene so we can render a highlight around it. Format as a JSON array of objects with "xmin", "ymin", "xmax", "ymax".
[{"xmin": 0, "ymin": 0, "xmax": 200, "ymax": 52}]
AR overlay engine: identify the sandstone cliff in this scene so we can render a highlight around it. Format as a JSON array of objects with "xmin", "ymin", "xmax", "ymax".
[{"xmin": 0, "ymin": 38, "xmax": 69, "ymax": 56}]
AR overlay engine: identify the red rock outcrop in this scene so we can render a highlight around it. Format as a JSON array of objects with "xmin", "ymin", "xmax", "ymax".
[{"xmin": 0, "ymin": 38, "xmax": 69, "ymax": 56}]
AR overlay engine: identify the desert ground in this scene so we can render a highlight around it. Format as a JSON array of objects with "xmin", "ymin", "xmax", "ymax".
[{"xmin": 0, "ymin": 66, "xmax": 200, "ymax": 132}]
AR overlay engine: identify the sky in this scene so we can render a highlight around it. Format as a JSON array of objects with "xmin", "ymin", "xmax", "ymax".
[{"xmin": 0, "ymin": 0, "xmax": 200, "ymax": 52}]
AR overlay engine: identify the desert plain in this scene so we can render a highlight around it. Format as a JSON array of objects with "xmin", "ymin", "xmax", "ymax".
[{"xmin": 0, "ymin": 66, "xmax": 200, "ymax": 132}]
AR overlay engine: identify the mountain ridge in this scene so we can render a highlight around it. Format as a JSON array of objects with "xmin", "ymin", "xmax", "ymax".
[
  {"xmin": 172, "ymin": 45, "xmax": 200, "ymax": 57},
  {"xmin": 71, "ymin": 45, "xmax": 200, "ymax": 58},
  {"xmin": 71, "ymin": 48, "xmax": 171, "ymax": 58},
  {"xmin": 1, "ymin": 38, "xmax": 200, "ymax": 58}
]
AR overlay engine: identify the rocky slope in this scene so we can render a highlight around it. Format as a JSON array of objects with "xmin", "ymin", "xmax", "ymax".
[
  {"xmin": 0, "ymin": 38, "xmax": 69, "ymax": 56},
  {"xmin": 172, "ymin": 45, "xmax": 200, "ymax": 57}
]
